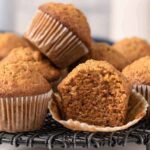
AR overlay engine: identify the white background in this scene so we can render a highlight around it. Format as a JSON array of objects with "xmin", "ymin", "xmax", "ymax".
[
  {"xmin": 0, "ymin": 0, "xmax": 111, "ymax": 39},
  {"xmin": 0, "ymin": 0, "xmax": 150, "ymax": 41}
]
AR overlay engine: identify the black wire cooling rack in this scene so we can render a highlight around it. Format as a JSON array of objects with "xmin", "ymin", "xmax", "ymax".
[{"xmin": 0, "ymin": 113, "xmax": 150, "ymax": 150}]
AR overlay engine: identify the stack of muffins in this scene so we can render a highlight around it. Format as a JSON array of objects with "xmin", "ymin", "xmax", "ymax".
[{"xmin": 0, "ymin": 2, "xmax": 149, "ymax": 132}]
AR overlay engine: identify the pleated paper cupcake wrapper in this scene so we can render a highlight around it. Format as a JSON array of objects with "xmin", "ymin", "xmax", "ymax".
[
  {"xmin": 133, "ymin": 84, "xmax": 150, "ymax": 118},
  {"xmin": 25, "ymin": 10, "xmax": 89, "ymax": 68},
  {"xmin": 0, "ymin": 90, "xmax": 52, "ymax": 132},
  {"xmin": 49, "ymin": 90, "xmax": 148, "ymax": 132}
]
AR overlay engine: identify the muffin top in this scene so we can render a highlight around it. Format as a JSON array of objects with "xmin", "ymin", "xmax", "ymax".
[
  {"xmin": 0, "ymin": 33, "xmax": 29, "ymax": 59},
  {"xmin": 0, "ymin": 62, "xmax": 51, "ymax": 97},
  {"xmin": 113, "ymin": 37, "xmax": 150, "ymax": 63},
  {"xmin": 88, "ymin": 42, "xmax": 129, "ymax": 70},
  {"xmin": 39, "ymin": 3, "xmax": 91, "ymax": 48},
  {"xmin": 122, "ymin": 56, "xmax": 150, "ymax": 85},
  {"xmin": 1, "ymin": 47, "xmax": 61, "ymax": 81}
]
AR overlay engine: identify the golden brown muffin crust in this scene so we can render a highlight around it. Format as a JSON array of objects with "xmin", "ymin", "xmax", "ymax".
[
  {"xmin": 39, "ymin": 3, "xmax": 91, "ymax": 48},
  {"xmin": 113, "ymin": 37, "xmax": 150, "ymax": 63},
  {"xmin": 122, "ymin": 56, "xmax": 150, "ymax": 85},
  {"xmin": 0, "ymin": 63, "xmax": 51, "ymax": 97},
  {"xmin": 1, "ymin": 47, "xmax": 61, "ymax": 81},
  {"xmin": 89, "ymin": 42, "xmax": 129, "ymax": 70},
  {"xmin": 58, "ymin": 60, "xmax": 131, "ymax": 126},
  {"xmin": 0, "ymin": 33, "xmax": 29, "ymax": 59},
  {"xmin": 68, "ymin": 42, "xmax": 129, "ymax": 71}
]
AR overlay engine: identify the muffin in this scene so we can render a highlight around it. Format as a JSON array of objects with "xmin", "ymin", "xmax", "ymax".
[
  {"xmin": 113, "ymin": 37, "xmax": 150, "ymax": 64},
  {"xmin": 122, "ymin": 56, "xmax": 150, "ymax": 85},
  {"xmin": 0, "ymin": 62, "xmax": 52, "ymax": 132},
  {"xmin": 51, "ymin": 68, "xmax": 68, "ymax": 92},
  {"xmin": 24, "ymin": 2, "xmax": 91, "ymax": 68},
  {"xmin": 58, "ymin": 60, "xmax": 131, "ymax": 127},
  {"xmin": 86, "ymin": 42, "xmax": 129, "ymax": 70},
  {"xmin": 1, "ymin": 47, "xmax": 61, "ymax": 81},
  {"xmin": 0, "ymin": 63, "xmax": 51, "ymax": 96},
  {"xmin": 122, "ymin": 56, "xmax": 150, "ymax": 117},
  {"xmin": 0, "ymin": 33, "xmax": 29, "ymax": 60}
]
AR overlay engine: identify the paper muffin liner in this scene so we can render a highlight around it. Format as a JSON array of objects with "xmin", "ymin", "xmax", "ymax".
[
  {"xmin": 133, "ymin": 84, "xmax": 150, "ymax": 117},
  {"xmin": 25, "ymin": 10, "xmax": 89, "ymax": 68},
  {"xmin": 0, "ymin": 90, "xmax": 52, "ymax": 132},
  {"xmin": 49, "ymin": 90, "xmax": 148, "ymax": 132}
]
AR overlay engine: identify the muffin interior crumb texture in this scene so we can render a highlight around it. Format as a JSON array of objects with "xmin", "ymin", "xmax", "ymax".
[{"xmin": 58, "ymin": 60, "xmax": 130, "ymax": 127}]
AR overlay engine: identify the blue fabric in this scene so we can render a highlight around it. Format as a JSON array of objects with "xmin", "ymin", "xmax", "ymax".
[{"xmin": 93, "ymin": 37, "xmax": 113, "ymax": 45}]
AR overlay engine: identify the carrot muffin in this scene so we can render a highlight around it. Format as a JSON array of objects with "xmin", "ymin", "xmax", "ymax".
[
  {"xmin": 58, "ymin": 60, "xmax": 131, "ymax": 127},
  {"xmin": 25, "ymin": 2, "xmax": 91, "ymax": 68},
  {"xmin": 113, "ymin": 37, "xmax": 150, "ymax": 63},
  {"xmin": 0, "ymin": 33, "xmax": 29, "ymax": 60},
  {"xmin": 122, "ymin": 56, "xmax": 150, "ymax": 85},
  {"xmin": 0, "ymin": 62, "xmax": 52, "ymax": 132},
  {"xmin": 1, "ymin": 47, "xmax": 61, "ymax": 81}
]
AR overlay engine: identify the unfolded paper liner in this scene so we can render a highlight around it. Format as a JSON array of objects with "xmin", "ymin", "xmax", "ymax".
[
  {"xmin": 133, "ymin": 84, "xmax": 150, "ymax": 118},
  {"xmin": 0, "ymin": 90, "xmax": 52, "ymax": 132},
  {"xmin": 25, "ymin": 10, "xmax": 89, "ymax": 68},
  {"xmin": 49, "ymin": 90, "xmax": 148, "ymax": 132}
]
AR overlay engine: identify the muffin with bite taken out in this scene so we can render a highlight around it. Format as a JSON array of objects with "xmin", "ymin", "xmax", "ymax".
[{"xmin": 58, "ymin": 60, "xmax": 131, "ymax": 127}]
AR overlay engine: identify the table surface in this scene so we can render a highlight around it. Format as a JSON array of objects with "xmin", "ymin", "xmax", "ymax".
[{"xmin": 0, "ymin": 143, "xmax": 146, "ymax": 150}]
